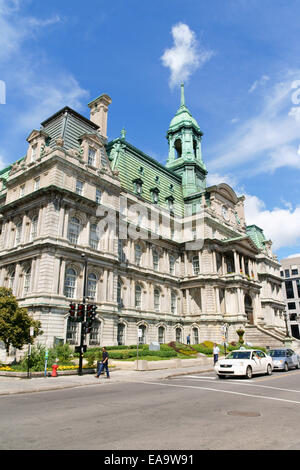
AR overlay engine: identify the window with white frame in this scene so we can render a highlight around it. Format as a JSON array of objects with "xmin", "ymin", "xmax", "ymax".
[
  {"xmin": 89, "ymin": 223, "xmax": 99, "ymax": 249},
  {"xmin": 31, "ymin": 144, "xmax": 37, "ymax": 162},
  {"xmin": 76, "ymin": 180, "xmax": 84, "ymax": 196},
  {"xmin": 64, "ymin": 268, "xmax": 77, "ymax": 298},
  {"xmin": 23, "ymin": 266, "xmax": 31, "ymax": 295},
  {"xmin": 171, "ymin": 291, "xmax": 177, "ymax": 314},
  {"xmin": 135, "ymin": 284, "xmax": 142, "ymax": 309},
  {"xmin": 95, "ymin": 188, "xmax": 102, "ymax": 203},
  {"xmin": 169, "ymin": 254, "xmax": 175, "ymax": 275},
  {"xmin": 192, "ymin": 255, "xmax": 200, "ymax": 275},
  {"xmin": 154, "ymin": 288, "xmax": 160, "ymax": 312},
  {"xmin": 176, "ymin": 327, "xmax": 182, "ymax": 342},
  {"xmin": 117, "ymin": 279, "xmax": 123, "ymax": 308},
  {"xmin": 193, "ymin": 327, "xmax": 199, "ymax": 344},
  {"xmin": 117, "ymin": 323, "xmax": 125, "ymax": 345},
  {"xmin": 20, "ymin": 185, "xmax": 25, "ymax": 197},
  {"xmin": 66, "ymin": 318, "xmax": 78, "ymax": 345},
  {"xmin": 68, "ymin": 217, "xmax": 81, "ymax": 244},
  {"xmin": 88, "ymin": 147, "xmax": 96, "ymax": 166},
  {"xmin": 158, "ymin": 326, "xmax": 165, "ymax": 344},
  {"xmin": 34, "ymin": 177, "xmax": 40, "ymax": 191},
  {"xmin": 15, "ymin": 221, "xmax": 23, "ymax": 246},
  {"xmin": 135, "ymin": 244, "xmax": 142, "ymax": 266},
  {"xmin": 31, "ymin": 215, "xmax": 38, "ymax": 241},
  {"xmin": 87, "ymin": 273, "xmax": 97, "ymax": 301},
  {"xmin": 89, "ymin": 320, "xmax": 101, "ymax": 346},
  {"xmin": 8, "ymin": 268, "xmax": 15, "ymax": 291},
  {"xmin": 153, "ymin": 249, "xmax": 159, "ymax": 270}
]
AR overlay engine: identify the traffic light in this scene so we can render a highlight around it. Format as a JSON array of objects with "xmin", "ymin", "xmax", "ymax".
[
  {"xmin": 77, "ymin": 304, "xmax": 85, "ymax": 322},
  {"xmin": 69, "ymin": 303, "xmax": 76, "ymax": 321},
  {"xmin": 87, "ymin": 304, "xmax": 97, "ymax": 323}
]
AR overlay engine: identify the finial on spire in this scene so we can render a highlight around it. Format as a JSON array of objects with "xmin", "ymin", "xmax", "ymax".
[
  {"xmin": 180, "ymin": 82, "xmax": 185, "ymax": 107},
  {"xmin": 121, "ymin": 127, "xmax": 126, "ymax": 140}
]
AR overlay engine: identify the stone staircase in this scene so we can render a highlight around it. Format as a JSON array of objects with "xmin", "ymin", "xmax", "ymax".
[{"xmin": 244, "ymin": 325, "xmax": 290, "ymax": 348}]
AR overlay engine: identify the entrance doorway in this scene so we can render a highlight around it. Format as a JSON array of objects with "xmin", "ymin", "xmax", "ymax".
[{"xmin": 245, "ymin": 294, "xmax": 254, "ymax": 324}]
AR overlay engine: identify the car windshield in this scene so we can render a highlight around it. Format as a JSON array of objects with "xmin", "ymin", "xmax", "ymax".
[
  {"xmin": 225, "ymin": 351, "xmax": 251, "ymax": 360},
  {"xmin": 269, "ymin": 350, "xmax": 286, "ymax": 357}
]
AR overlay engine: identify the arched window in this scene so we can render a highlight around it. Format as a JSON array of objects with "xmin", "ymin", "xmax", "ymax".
[
  {"xmin": 171, "ymin": 291, "xmax": 177, "ymax": 314},
  {"xmin": 64, "ymin": 268, "xmax": 77, "ymax": 298},
  {"xmin": 176, "ymin": 328, "xmax": 182, "ymax": 342},
  {"xmin": 158, "ymin": 326, "xmax": 165, "ymax": 344},
  {"xmin": 23, "ymin": 266, "xmax": 31, "ymax": 295},
  {"xmin": 192, "ymin": 255, "xmax": 200, "ymax": 275},
  {"xmin": 31, "ymin": 215, "xmax": 38, "ymax": 241},
  {"xmin": 154, "ymin": 288, "xmax": 160, "ymax": 312},
  {"xmin": 68, "ymin": 217, "xmax": 81, "ymax": 244},
  {"xmin": 117, "ymin": 323, "xmax": 125, "ymax": 345},
  {"xmin": 87, "ymin": 273, "xmax": 97, "ymax": 301},
  {"xmin": 89, "ymin": 319, "xmax": 101, "ymax": 346},
  {"xmin": 89, "ymin": 223, "xmax": 99, "ymax": 249},
  {"xmin": 174, "ymin": 139, "xmax": 182, "ymax": 159},
  {"xmin": 138, "ymin": 325, "xmax": 146, "ymax": 344},
  {"xmin": 169, "ymin": 255, "xmax": 175, "ymax": 275},
  {"xmin": 193, "ymin": 327, "xmax": 199, "ymax": 344},
  {"xmin": 135, "ymin": 284, "xmax": 142, "ymax": 309},
  {"xmin": 135, "ymin": 244, "xmax": 142, "ymax": 266},
  {"xmin": 15, "ymin": 221, "xmax": 23, "ymax": 246}
]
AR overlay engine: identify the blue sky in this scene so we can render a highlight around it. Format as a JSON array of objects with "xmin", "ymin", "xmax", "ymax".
[{"xmin": 1, "ymin": 0, "xmax": 300, "ymax": 261}]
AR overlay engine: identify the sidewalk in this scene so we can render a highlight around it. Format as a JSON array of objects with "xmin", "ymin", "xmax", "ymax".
[{"xmin": 0, "ymin": 363, "xmax": 215, "ymax": 396}]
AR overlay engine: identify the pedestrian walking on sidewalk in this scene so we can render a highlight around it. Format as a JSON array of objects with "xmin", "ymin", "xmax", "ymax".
[
  {"xmin": 95, "ymin": 347, "xmax": 110, "ymax": 379},
  {"xmin": 213, "ymin": 343, "xmax": 220, "ymax": 365}
]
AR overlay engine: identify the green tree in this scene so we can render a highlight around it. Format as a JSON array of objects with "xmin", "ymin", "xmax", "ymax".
[{"xmin": 0, "ymin": 288, "xmax": 42, "ymax": 353}]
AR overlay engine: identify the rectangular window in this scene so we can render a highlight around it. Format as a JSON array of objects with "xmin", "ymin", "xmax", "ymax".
[
  {"xmin": 76, "ymin": 180, "xmax": 84, "ymax": 196},
  {"xmin": 20, "ymin": 185, "xmax": 25, "ymax": 197},
  {"xmin": 285, "ymin": 280, "xmax": 294, "ymax": 299},
  {"xmin": 296, "ymin": 280, "xmax": 300, "ymax": 298},
  {"xmin": 96, "ymin": 188, "xmax": 102, "ymax": 203},
  {"xmin": 34, "ymin": 177, "xmax": 40, "ymax": 191},
  {"xmin": 292, "ymin": 269, "xmax": 299, "ymax": 276},
  {"xmin": 31, "ymin": 145, "xmax": 37, "ymax": 162},
  {"xmin": 288, "ymin": 302, "xmax": 296, "ymax": 310},
  {"xmin": 285, "ymin": 269, "xmax": 290, "ymax": 278},
  {"xmin": 88, "ymin": 147, "xmax": 96, "ymax": 166}
]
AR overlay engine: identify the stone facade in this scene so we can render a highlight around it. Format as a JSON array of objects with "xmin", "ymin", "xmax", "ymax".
[
  {"xmin": 280, "ymin": 256, "xmax": 300, "ymax": 339},
  {"xmin": 0, "ymin": 87, "xmax": 287, "ymax": 357}
]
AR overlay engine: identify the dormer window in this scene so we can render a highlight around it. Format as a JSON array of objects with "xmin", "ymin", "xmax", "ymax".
[
  {"xmin": 88, "ymin": 147, "xmax": 96, "ymax": 166},
  {"xmin": 150, "ymin": 187, "xmax": 159, "ymax": 204},
  {"xmin": 139, "ymin": 166, "xmax": 144, "ymax": 175},
  {"xmin": 31, "ymin": 145, "xmax": 37, "ymax": 162},
  {"xmin": 166, "ymin": 196, "xmax": 175, "ymax": 212},
  {"xmin": 133, "ymin": 178, "xmax": 143, "ymax": 196}
]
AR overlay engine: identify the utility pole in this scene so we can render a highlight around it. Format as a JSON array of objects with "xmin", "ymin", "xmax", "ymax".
[{"xmin": 78, "ymin": 253, "xmax": 88, "ymax": 376}]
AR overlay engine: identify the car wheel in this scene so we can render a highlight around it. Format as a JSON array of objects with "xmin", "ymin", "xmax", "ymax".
[
  {"xmin": 218, "ymin": 375, "xmax": 226, "ymax": 379},
  {"xmin": 246, "ymin": 366, "xmax": 253, "ymax": 379},
  {"xmin": 284, "ymin": 362, "xmax": 289, "ymax": 372},
  {"xmin": 266, "ymin": 364, "xmax": 272, "ymax": 376}
]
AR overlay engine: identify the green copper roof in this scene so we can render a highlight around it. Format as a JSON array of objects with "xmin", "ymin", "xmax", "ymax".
[
  {"xmin": 106, "ymin": 137, "xmax": 185, "ymax": 216},
  {"xmin": 168, "ymin": 83, "xmax": 202, "ymax": 135},
  {"xmin": 246, "ymin": 225, "xmax": 266, "ymax": 251}
]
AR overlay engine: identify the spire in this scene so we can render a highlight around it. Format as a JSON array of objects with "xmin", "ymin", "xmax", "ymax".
[{"xmin": 180, "ymin": 82, "xmax": 185, "ymax": 107}]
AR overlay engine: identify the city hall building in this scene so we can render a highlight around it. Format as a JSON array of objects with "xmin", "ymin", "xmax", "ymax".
[{"xmin": 0, "ymin": 85, "xmax": 288, "ymax": 355}]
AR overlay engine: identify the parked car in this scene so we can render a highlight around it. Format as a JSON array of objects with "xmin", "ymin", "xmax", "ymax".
[
  {"xmin": 214, "ymin": 348, "xmax": 273, "ymax": 379},
  {"xmin": 268, "ymin": 348, "xmax": 300, "ymax": 371}
]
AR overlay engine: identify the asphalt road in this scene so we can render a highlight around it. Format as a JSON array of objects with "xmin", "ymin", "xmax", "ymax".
[{"xmin": 1, "ymin": 370, "xmax": 300, "ymax": 450}]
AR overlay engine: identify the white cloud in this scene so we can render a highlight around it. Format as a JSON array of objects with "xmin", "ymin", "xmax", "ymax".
[
  {"xmin": 161, "ymin": 23, "xmax": 214, "ymax": 88},
  {"xmin": 285, "ymin": 253, "xmax": 300, "ymax": 259},
  {"xmin": 209, "ymin": 73, "xmax": 300, "ymax": 174},
  {"xmin": 207, "ymin": 172, "xmax": 237, "ymax": 187},
  {"xmin": 248, "ymin": 74, "xmax": 270, "ymax": 93},
  {"xmin": 244, "ymin": 193, "xmax": 300, "ymax": 250}
]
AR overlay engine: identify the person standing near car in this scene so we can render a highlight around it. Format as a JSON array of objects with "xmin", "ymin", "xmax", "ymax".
[
  {"xmin": 213, "ymin": 343, "xmax": 220, "ymax": 364},
  {"xmin": 95, "ymin": 347, "xmax": 110, "ymax": 379}
]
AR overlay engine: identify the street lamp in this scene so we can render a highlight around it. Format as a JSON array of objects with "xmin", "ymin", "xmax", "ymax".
[{"xmin": 78, "ymin": 253, "xmax": 88, "ymax": 376}]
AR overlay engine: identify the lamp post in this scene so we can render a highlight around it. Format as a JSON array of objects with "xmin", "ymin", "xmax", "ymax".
[{"xmin": 78, "ymin": 253, "xmax": 88, "ymax": 376}]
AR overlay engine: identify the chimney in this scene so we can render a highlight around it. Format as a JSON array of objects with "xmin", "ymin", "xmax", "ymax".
[{"xmin": 88, "ymin": 94, "xmax": 112, "ymax": 138}]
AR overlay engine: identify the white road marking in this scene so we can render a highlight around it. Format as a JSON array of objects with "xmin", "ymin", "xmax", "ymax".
[
  {"xmin": 139, "ymin": 381, "xmax": 300, "ymax": 405},
  {"xmin": 173, "ymin": 375, "xmax": 300, "ymax": 394}
]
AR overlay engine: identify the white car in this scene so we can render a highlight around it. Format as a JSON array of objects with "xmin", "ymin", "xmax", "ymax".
[{"xmin": 214, "ymin": 348, "xmax": 273, "ymax": 379}]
